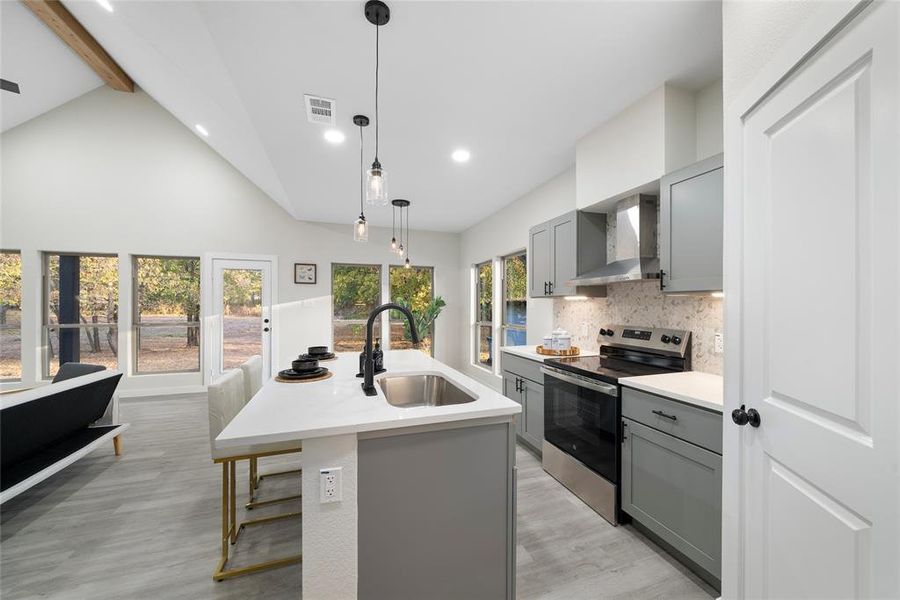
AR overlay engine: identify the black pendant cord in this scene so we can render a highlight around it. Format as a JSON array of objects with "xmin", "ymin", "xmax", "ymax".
[
  {"xmin": 374, "ymin": 24, "xmax": 380, "ymax": 164},
  {"xmin": 359, "ymin": 125, "xmax": 365, "ymax": 218},
  {"xmin": 405, "ymin": 203, "xmax": 410, "ymax": 260},
  {"xmin": 392, "ymin": 203, "xmax": 396, "ymax": 241}
]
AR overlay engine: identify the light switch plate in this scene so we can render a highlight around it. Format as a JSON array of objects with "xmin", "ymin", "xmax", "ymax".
[
  {"xmin": 319, "ymin": 467, "xmax": 342, "ymax": 503},
  {"xmin": 714, "ymin": 333, "xmax": 724, "ymax": 354}
]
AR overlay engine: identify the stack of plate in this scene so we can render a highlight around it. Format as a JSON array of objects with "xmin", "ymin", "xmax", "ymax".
[{"xmin": 277, "ymin": 346, "xmax": 335, "ymax": 380}]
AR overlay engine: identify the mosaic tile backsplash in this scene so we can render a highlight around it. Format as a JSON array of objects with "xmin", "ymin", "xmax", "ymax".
[{"xmin": 553, "ymin": 280, "xmax": 724, "ymax": 374}]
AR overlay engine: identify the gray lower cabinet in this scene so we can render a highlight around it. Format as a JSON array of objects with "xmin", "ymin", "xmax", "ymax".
[
  {"xmin": 659, "ymin": 153, "xmax": 724, "ymax": 293},
  {"xmin": 502, "ymin": 372, "xmax": 524, "ymax": 438},
  {"xmin": 359, "ymin": 420, "xmax": 517, "ymax": 600},
  {"xmin": 621, "ymin": 418, "xmax": 722, "ymax": 580},
  {"xmin": 501, "ymin": 354, "xmax": 545, "ymax": 454},
  {"xmin": 522, "ymin": 379, "xmax": 544, "ymax": 450}
]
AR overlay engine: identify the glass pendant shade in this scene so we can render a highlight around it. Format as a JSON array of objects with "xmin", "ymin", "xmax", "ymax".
[
  {"xmin": 404, "ymin": 257, "xmax": 411, "ymax": 269},
  {"xmin": 365, "ymin": 163, "xmax": 388, "ymax": 205},
  {"xmin": 353, "ymin": 215, "xmax": 369, "ymax": 242}
]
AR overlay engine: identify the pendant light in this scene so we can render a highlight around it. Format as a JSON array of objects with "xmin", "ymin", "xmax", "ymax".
[
  {"xmin": 390, "ymin": 203, "xmax": 398, "ymax": 252},
  {"xmin": 404, "ymin": 200, "xmax": 411, "ymax": 268},
  {"xmin": 391, "ymin": 199, "xmax": 408, "ymax": 255},
  {"xmin": 364, "ymin": 0, "xmax": 390, "ymax": 206},
  {"xmin": 353, "ymin": 115, "xmax": 370, "ymax": 242}
]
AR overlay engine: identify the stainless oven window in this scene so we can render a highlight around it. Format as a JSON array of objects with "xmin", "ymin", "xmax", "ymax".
[{"xmin": 543, "ymin": 370, "xmax": 619, "ymax": 484}]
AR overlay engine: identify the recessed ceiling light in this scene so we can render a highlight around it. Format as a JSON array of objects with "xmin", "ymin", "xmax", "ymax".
[
  {"xmin": 323, "ymin": 129, "xmax": 345, "ymax": 144},
  {"xmin": 451, "ymin": 149, "xmax": 471, "ymax": 163},
  {"xmin": 96, "ymin": 0, "xmax": 113, "ymax": 12},
  {"xmin": 195, "ymin": 124, "xmax": 209, "ymax": 137}
]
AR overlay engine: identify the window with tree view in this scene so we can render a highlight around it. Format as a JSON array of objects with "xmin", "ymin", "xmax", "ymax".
[
  {"xmin": 389, "ymin": 265, "xmax": 438, "ymax": 356},
  {"xmin": 502, "ymin": 252, "xmax": 527, "ymax": 346},
  {"xmin": 134, "ymin": 256, "xmax": 201, "ymax": 373},
  {"xmin": 475, "ymin": 260, "xmax": 493, "ymax": 368},
  {"xmin": 1, "ymin": 251, "xmax": 22, "ymax": 381},
  {"xmin": 332, "ymin": 264, "xmax": 382, "ymax": 353},
  {"xmin": 44, "ymin": 253, "xmax": 119, "ymax": 378}
]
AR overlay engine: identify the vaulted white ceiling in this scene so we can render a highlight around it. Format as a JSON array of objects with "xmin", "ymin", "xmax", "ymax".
[
  {"xmin": 18, "ymin": 1, "xmax": 722, "ymax": 232},
  {"xmin": 0, "ymin": 1, "xmax": 104, "ymax": 132}
]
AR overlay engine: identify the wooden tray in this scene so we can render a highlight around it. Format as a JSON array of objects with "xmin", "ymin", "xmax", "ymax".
[
  {"xmin": 535, "ymin": 345, "xmax": 580, "ymax": 357},
  {"xmin": 275, "ymin": 371, "xmax": 334, "ymax": 383}
]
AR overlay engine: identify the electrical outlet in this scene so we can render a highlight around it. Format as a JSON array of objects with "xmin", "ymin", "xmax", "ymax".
[
  {"xmin": 319, "ymin": 467, "xmax": 342, "ymax": 503},
  {"xmin": 714, "ymin": 333, "xmax": 724, "ymax": 354}
]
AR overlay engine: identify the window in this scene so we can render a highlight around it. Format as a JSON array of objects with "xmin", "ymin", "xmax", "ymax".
[
  {"xmin": 43, "ymin": 253, "xmax": 119, "ymax": 378},
  {"xmin": 332, "ymin": 264, "xmax": 382, "ymax": 353},
  {"xmin": 1, "ymin": 251, "xmax": 22, "ymax": 381},
  {"xmin": 389, "ymin": 265, "xmax": 436, "ymax": 356},
  {"xmin": 474, "ymin": 260, "xmax": 493, "ymax": 368},
  {"xmin": 133, "ymin": 256, "xmax": 201, "ymax": 374},
  {"xmin": 502, "ymin": 252, "xmax": 527, "ymax": 346}
]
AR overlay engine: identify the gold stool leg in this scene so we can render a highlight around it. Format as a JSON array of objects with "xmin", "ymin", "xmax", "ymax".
[{"xmin": 213, "ymin": 456, "xmax": 303, "ymax": 582}]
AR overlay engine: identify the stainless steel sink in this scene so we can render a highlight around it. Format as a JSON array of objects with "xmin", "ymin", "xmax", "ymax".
[{"xmin": 378, "ymin": 374, "xmax": 477, "ymax": 408}]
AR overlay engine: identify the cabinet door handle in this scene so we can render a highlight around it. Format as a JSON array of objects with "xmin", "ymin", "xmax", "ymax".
[
  {"xmin": 543, "ymin": 282, "xmax": 548, "ymax": 295},
  {"xmin": 548, "ymin": 281, "xmax": 554, "ymax": 295},
  {"xmin": 660, "ymin": 269, "xmax": 666, "ymax": 291},
  {"xmin": 652, "ymin": 409, "xmax": 677, "ymax": 422}
]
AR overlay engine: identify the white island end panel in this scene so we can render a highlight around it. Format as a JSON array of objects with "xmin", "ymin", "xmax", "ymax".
[{"xmin": 302, "ymin": 433, "xmax": 358, "ymax": 600}]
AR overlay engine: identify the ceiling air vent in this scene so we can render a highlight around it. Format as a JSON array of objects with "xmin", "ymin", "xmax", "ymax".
[{"xmin": 304, "ymin": 94, "xmax": 336, "ymax": 125}]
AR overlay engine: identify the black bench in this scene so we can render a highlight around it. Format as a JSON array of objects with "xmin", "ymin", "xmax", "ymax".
[{"xmin": 1, "ymin": 369, "xmax": 128, "ymax": 503}]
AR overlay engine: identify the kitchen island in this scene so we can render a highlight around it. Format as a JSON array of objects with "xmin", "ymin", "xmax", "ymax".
[{"xmin": 216, "ymin": 350, "xmax": 521, "ymax": 600}]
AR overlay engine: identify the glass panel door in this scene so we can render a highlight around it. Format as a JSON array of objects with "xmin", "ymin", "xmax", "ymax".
[{"xmin": 211, "ymin": 259, "xmax": 272, "ymax": 378}]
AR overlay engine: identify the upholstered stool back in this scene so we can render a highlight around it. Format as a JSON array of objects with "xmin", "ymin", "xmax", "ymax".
[
  {"xmin": 208, "ymin": 370, "xmax": 246, "ymax": 457},
  {"xmin": 239, "ymin": 355, "xmax": 263, "ymax": 405}
]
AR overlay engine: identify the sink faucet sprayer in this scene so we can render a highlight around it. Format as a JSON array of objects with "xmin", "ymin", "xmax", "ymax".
[{"xmin": 362, "ymin": 303, "xmax": 419, "ymax": 396}]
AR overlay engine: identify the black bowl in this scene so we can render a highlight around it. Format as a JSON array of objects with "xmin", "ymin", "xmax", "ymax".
[
  {"xmin": 292, "ymin": 358, "xmax": 319, "ymax": 372},
  {"xmin": 308, "ymin": 346, "xmax": 329, "ymax": 356}
]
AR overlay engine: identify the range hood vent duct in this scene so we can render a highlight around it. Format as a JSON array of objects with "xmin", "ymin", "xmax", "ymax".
[{"xmin": 569, "ymin": 194, "xmax": 660, "ymax": 287}]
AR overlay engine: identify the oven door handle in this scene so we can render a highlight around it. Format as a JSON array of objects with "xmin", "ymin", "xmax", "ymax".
[{"xmin": 541, "ymin": 367, "xmax": 618, "ymax": 396}]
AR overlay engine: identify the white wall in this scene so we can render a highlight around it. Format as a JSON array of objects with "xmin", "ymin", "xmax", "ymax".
[
  {"xmin": 696, "ymin": 79, "xmax": 723, "ymax": 159},
  {"xmin": 457, "ymin": 167, "xmax": 576, "ymax": 388},
  {"xmin": 0, "ymin": 87, "xmax": 462, "ymax": 395},
  {"xmin": 722, "ymin": 0, "xmax": 821, "ymax": 110}
]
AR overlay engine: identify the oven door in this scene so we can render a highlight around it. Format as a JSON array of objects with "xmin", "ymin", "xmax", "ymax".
[{"xmin": 542, "ymin": 366, "xmax": 619, "ymax": 484}]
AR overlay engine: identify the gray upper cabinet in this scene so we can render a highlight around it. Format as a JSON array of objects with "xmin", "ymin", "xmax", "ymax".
[
  {"xmin": 528, "ymin": 223, "xmax": 551, "ymax": 298},
  {"xmin": 659, "ymin": 153, "xmax": 724, "ymax": 293},
  {"xmin": 550, "ymin": 214, "xmax": 576, "ymax": 297},
  {"xmin": 528, "ymin": 210, "xmax": 606, "ymax": 298}
]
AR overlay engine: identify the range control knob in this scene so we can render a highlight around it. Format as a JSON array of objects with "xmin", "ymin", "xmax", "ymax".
[
  {"xmin": 672, "ymin": 335, "xmax": 682, "ymax": 345},
  {"xmin": 606, "ymin": 329, "xmax": 614, "ymax": 337},
  {"xmin": 599, "ymin": 328, "xmax": 608, "ymax": 336},
  {"xmin": 660, "ymin": 335, "xmax": 671, "ymax": 344}
]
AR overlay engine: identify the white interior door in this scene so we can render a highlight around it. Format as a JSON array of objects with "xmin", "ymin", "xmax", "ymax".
[
  {"xmin": 210, "ymin": 258, "xmax": 273, "ymax": 379},
  {"xmin": 725, "ymin": 2, "xmax": 898, "ymax": 598}
]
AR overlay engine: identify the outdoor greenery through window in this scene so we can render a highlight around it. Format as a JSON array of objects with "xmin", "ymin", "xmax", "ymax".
[
  {"xmin": 134, "ymin": 256, "xmax": 200, "ymax": 373},
  {"xmin": 332, "ymin": 264, "xmax": 382, "ymax": 353},
  {"xmin": 389, "ymin": 265, "xmax": 437, "ymax": 356},
  {"xmin": 1, "ymin": 251, "xmax": 22, "ymax": 381},
  {"xmin": 502, "ymin": 252, "xmax": 527, "ymax": 346},
  {"xmin": 475, "ymin": 260, "xmax": 493, "ymax": 367},
  {"xmin": 43, "ymin": 253, "xmax": 119, "ymax": 378},
  {"xmin": 221, "ymin": 268, "xmax": 264, "ymax": 371}
]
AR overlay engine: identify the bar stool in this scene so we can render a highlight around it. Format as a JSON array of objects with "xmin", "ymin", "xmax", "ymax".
[
  {"xmin": 239, "ymin": 356, "xmax": 302, "ymax": 510},
  {"xmin": 208, "ymin": 369, "xmax": 302, "ymax": 581}
]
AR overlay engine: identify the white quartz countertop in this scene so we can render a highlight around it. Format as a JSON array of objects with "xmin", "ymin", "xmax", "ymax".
[
  {"xmin": 500, "ymin": 345, "xmax": 598, "ymax": 363},
  {"xmin": 620, "ymin": 371, "xmax": 724, "ymax": 413},
  {"xmin": 215, "ymin": 350, "xmax": 521, "ymax": 449}
]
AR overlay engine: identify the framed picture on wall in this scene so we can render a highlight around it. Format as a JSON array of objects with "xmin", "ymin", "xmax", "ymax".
[{"xmin": 294, "ymin": 263, "xmax": 316, "ymax": 284}]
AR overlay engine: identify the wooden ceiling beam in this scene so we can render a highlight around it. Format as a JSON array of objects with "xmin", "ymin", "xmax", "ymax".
[{"xmin": 23, "ymin": 0, "xmax": 134, "ymax": 92}]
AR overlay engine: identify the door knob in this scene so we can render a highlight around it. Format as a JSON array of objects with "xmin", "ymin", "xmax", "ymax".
[
  {"xmin": 731, "ymin": 404, "xmax": 761, "ymax": 428},
  {"xmin": 263, "ymin": 327, "xmax": 270, "ymax": 332}
]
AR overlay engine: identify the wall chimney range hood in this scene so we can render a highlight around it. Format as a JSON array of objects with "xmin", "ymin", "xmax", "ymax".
[{"xmin": 568, "ymin": 194, "xmax": 660, "ymax": 286}]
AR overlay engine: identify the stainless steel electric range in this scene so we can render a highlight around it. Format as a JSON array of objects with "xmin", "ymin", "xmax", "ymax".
[{"xmin": 541, "ymin": 324, "xmax": 692, "ymax": 525}]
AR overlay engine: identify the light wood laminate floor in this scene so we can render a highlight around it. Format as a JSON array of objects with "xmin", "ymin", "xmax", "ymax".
[{"xmin": 1, "ymin": 395, "xmax": 715, "ymax": 599}]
